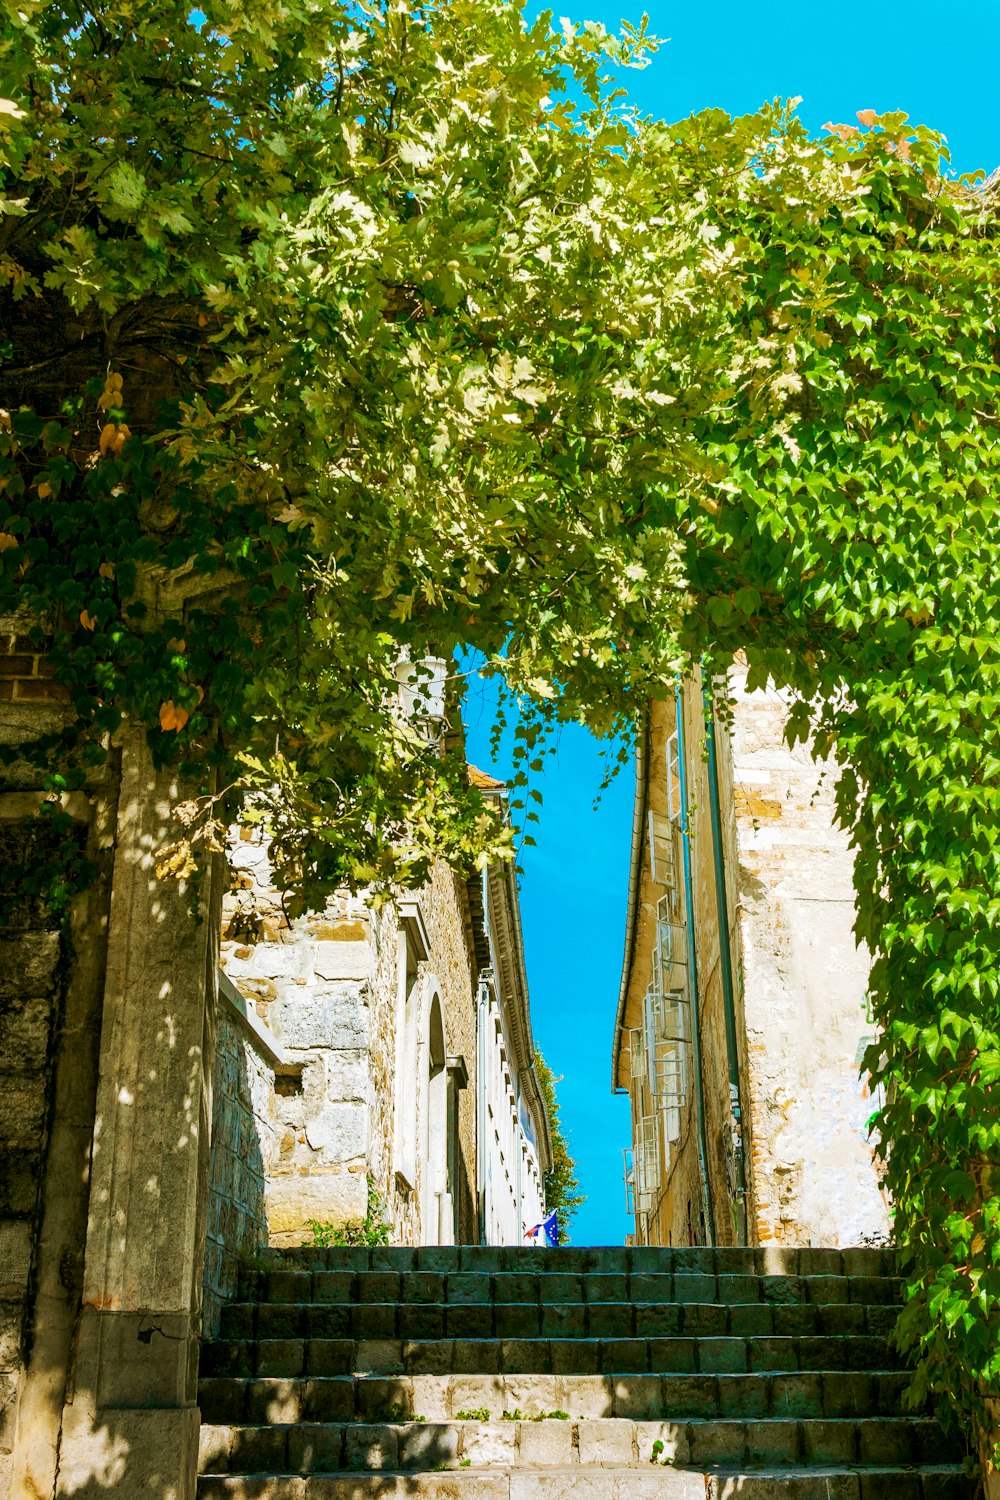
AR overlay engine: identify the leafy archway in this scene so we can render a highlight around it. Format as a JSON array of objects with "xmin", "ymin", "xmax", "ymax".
[{"xmin": 2, "ymin": 0, "xmax": 999, "ymax": 1459}]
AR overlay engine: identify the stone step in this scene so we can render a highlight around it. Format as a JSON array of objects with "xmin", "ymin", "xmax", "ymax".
[
  {"xmin": 238, "ymin": 1245, "xmax": 896, "ymax": 1280},
  {"xmin": 244, "ymin": 1271, "xmax": 903, "ymax": 1310},
  {"xmin": 220, "ymin": 1300, "xmax": 899, "ymax": 1343},
  {"xmin": 196, "ymin": 1465, "xmax": 972, "ymax": 1499},
  {"xmin": 200, "ymin": 1334, "xmax": 901, "ymax": 1380},
  {"xmin": 197, "ymin": 1370, "xmax": 919, "ymax": 1425},
  {"xmin": 198, "ymin": 1416, "xmax": 966, "ymax": 1475}
]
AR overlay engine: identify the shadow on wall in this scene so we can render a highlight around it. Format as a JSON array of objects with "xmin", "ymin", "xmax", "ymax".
[{"xmin": 203, "ymin": 1006, "xmax": 270, "ymax": 1338}]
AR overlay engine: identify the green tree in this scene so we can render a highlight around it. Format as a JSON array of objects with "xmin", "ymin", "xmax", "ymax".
[
  {"xmin": 534, "ymin": 1049, "xmax": 584, "ymax": 1238},
  {"xmin": 4, "ymin": 0, "xmax": 1000, "ymax": 1465}
]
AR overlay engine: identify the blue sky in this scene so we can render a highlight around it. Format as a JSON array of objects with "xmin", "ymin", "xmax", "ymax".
[{"xmin": 466, "ymin": 2, "xmax": 999, "ymax": 1247}]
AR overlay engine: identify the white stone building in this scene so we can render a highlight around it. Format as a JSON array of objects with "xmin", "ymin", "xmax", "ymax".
[
  {"xmin": 614, "ymin": 662, "xmax": 891, "ymax": 1250},
  {"xmin": 205, "ymin": 768, "xmax": 551, "ymax": 1328}
]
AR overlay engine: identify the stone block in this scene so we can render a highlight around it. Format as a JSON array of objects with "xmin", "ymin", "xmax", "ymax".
[
  {"xmin": 459, "ymin": 1421, "xmax": 518, "ymax": 1466},
  {"xmin": 267, "ymin": 1171, "xmax": 367, "ymax": 1236},
  {"xmin": 344, "ymin": 1422, "xmax": 398, "ymax": 1470},
  {"xmin": 304, "ymin": 1102, "xmax": 369, "ymax": 1163},
  {"xmin": 398, "ymin": 1422, "xmax": 459, "ymax": 1470},
  {"xmin": 515, "ymin": 1417, "xmax": 572, "ymax": 1467},
  {"xmin": 698, "ymin": 1338, "xmax": 748, "ymax": 1374},
  {"xmin": 502, "ymin": 1339, "xmax": 549, "ymax": 1374},
  {"xmin": 601, "ymin": 1339, "xmax": 647, "ymax": 1373},
  {"xmin": 255, "ymin": 1339, "xmax": 305, "ymax": 1378},
  {"xmin": 612, "ymin": 1374, "xmax": 666, "ymax": 1420},
  {"xmin": 648, "ymin": 1339, "xmax": 696, "ymax": 1374},
  {"xmin": 557, "ymin": 1375, "xmax": 612, "ymax": 1418},
  {"xmin": 496, "ymin": 1273, "xmax": 539, "ymax": 1304},
  {"xmin": 541, "ymin": 1304, "xmax": 583, "ymax": 1339},
  {"xmin": 673, "ymin": 1274, "xmax": 716, "ymax": 1303},
  {"xmin": 288, "ymin": 1422, "xmax": 346, "ymax": 1473},
  {"xmin": 306, "ymin": 1306, "xmax": 352, "ymax": 1340},
  {"xmin": 409, "ymin": 1372, "xmax": 452, "ymax": 1420},
  {"xmin": 823, "ymin": 1371, "xmax": 875, "ymax": 1418},
  {"xmin": 630, "ymin": 1274, "xmax": 673, "ymax": 1305},
  {"xmin": 400, "ymin": 1304, "xmax": 445, "ymax": 1340},
  {"xmin": 858, "ymin": 1417, "xmax": 914, "ymax": 1465},
  {"xmin": 446, "ymin": 1272, "xmax": 492, "ymax": 1305},
  {"xmin": 550, "ymin": 1340, "xmax": 599, "ymax": 1376},
  {"xmin": 746, "ymin": 1418, "xmax": 799, "ymax": 1463},
  {"xmin": 447, "ymin": 1304, "xmax": 492, "ymax": 1339},
  {"xmin": 299, "ymin": 1376, "xmax": 354, "ymax": 1423},
  {"xmin": 682, "ymin": 1303, "xmax": 728, "ymax": 1337},
  {"xmin": 541, "ymin": 1274, "xmax": 583, "ymax": 1303},
  {"xmin": 748, "ymin": 1337, "xmax": 793, "ymax": 1372},
  {"xmin": 196, "ymin": 1423, "xmax": 232, "ymax": 1474},
  {"xmin": 0, "ymin": 1221, "xmax": 32, "ymax": 1297},
  {"xmin": 578, "ymin": 1417, "xmax": 634, "ymax": 1466},
  {"xmin": 313, "ymin": 940, "xmax": 372, "ymax": 981},
  {"xmin": 447, "ymin": 1373, "xmax": 504, "ymax": 1419},
  {"xmin": 0, "ymin": 932, "xmax": 59, "ymax": 997},
  {"xmin": 0, "ymin": 1076, "xmax": 47, "ymax": 1150},
  {"xmin": 355, "ymin": 1375, "xmax": 413, "ymax": 1422},
  {"xmin": 499, "ymin": 1304, "xmax": 541, "ymax": 1338},
  {"xmin": 273, "ymin": 985, "xmax": 368, "ymax": 1049},
  {"xmin": 312, "ymin": 1272, "xmax": 356, "ymax": 1305},
  {"xmin": 635, "ymin": 1304, "xmax": 681, "ymax": 1338},
  {"xmin": 404, "ymin": 1339, "xmax": 454, "ymax": 1375},
  {"xmin": 771, "ymin": 1372, "xmax": 822, "ymax": 1418},
  {"xmin": 308, "ymin": 1340, "xmax": 355, "ymax": 1377},
  {"xmin": 587, "ymin": 1304, "xmax": 631, "ymax": 1339},
  {"xmin": 641, "ymin": 1419, "xmax": 690, "ymax": 1464},
  {"xmin": 451, "ymin": 1339, "xmax": 501, "ymax": 1375},
  {"xmin": 802, "ymin": 1417, "xmax": 856, "ymax": 1464},
  {"xmin": 688, "ymin": 1418, "xmax": 745, "ymax": 1466},
  {"xmin": 352, "ymin": 1303, "xmax": 396, "ymax": 1339},
  {"xmin": 730, "ymin": 1306, "xmax": 773, "ymax": 1338},
  {"xmin": 509, "ymin": 1475, "xmax": 617, "ymax": 1500},
  {"xmin": 353, "ymin": 1344, "xmax": 404, "ymax": 1374},
  {"xmin": 502, "ymin": 1373, "xmax": 558, "ymax": 1414},
  {"xmin": 229, "ymin": 1422, "xmax": 289, "ymax": 1471},
  {"xmin": 402, "ymin": 1272, "xmax": 446, "ymax": 1305}
]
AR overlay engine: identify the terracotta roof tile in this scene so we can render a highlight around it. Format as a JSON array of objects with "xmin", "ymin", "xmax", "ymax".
[{"xmin": 467, "ymin": 763, "xmax": 506, "ymax": 791}]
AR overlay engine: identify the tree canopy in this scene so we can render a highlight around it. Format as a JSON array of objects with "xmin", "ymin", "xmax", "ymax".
[{"xmin": 4, "ymin": 0, "xmax": 1000, "ymax": 1461}]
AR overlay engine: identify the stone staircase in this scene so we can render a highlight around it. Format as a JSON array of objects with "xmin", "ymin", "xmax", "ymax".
[{"xmin": 197, "ymin": 1245, "xmax": 973, "ymax": 1498}]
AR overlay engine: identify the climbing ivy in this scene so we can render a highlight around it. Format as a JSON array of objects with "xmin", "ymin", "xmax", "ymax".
[{"xmin": 2, "ymin": 0, "xmax": 1000, "ymax": 1461}]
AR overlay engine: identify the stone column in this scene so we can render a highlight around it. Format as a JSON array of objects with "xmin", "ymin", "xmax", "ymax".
[{"xmin": 55, "ymin": 727, "xmax": 221, "ymax": 1500}]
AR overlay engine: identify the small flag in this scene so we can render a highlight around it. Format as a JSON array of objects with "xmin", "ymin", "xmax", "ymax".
[{"xmin": 526, "ymin": 1210, "xmax": 559, "ymax": 1249}]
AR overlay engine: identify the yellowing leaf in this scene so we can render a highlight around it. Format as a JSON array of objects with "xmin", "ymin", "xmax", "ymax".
[
  {"xmin": 98, "ymin": 561, "xmax": 115, "ymax": 579},
  {"xmin": 857, "ymin": 109, "xmax": 878, "ymax": 128},
  {"xmin": 99, "ymin": 421, "xmax": 131, "ymax": 456},
  {"xmin": 79, "ymin": 609, "xmax": 97, "ymax": 631},
  {"xmin": 36, "ymin": 481, "xmax": 52, "ymax": 499},
  {"xmin": 0, "ymin": 531, "xmax": 18, "ymax": 551},
  {"xmin": 159, "ymin": 700, "xmax": 190, "ymax": 732}
]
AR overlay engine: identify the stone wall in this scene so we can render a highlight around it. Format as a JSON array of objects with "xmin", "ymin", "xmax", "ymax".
[
  {"xmin": 618, "ymin": 668, "xmax": 889, "ymax": 1250},
  {"xmin": 0, "ymin": 819, "xmax": 62, "ymax": 1497},
  {"xmin": 726, "ymin": 662, "xmax": 889, "ymax": 1246},
  {"xmin": 219, "ymin": 829, "xmax": 479, "ymax": 1250},
  {"xmin": 203, "ymin": 1005, "xmax": 278, "ymax": 1336}
]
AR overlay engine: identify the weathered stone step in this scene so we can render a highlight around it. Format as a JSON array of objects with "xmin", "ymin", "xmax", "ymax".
[
  {"xmin": 196, "ymin": 1465, "xmax": 971, "ymax": 1499},
  {"xmin": 201, "ymin": 1334, "xmax": 900, "ymax": 1380},
  {"xmin": 244, "ymin": 1271, "xmax": 902, "ymax": 1310},
  {"xmin": 198, "ymin": 1415, "xmax": 965, "ymax": 1475},
  {"xmin": 198, "ymin": 1369, "xmax": 919, "ymax": 1425},
  {"xmin": 239, "ymin": 1245, "xmax": 896, "ymax": 1279},
  {"xmin": 220, "ymin": 1299, "xmax": 899, "ymax": 1342}
]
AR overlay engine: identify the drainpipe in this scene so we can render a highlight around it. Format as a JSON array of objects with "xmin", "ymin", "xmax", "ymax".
[
  {"xmin": 674, "ymin": 682, "xmax": 715, "ymax": 1246},
  {"xmin": 702, "ymin": 676, "xmax": 749, "ymax": 1245},
  {"xmin": 476, "ymin": 972, "xmax": 490, "ymax": 1245}
]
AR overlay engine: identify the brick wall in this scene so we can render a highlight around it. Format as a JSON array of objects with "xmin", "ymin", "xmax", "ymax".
[{"xmin": 0, "ymin": 632, "xmax": 68, "ymax": 705}]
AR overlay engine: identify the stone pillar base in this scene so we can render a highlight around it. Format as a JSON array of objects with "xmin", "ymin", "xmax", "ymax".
[{"xmin": 55, "ymin": 1405, "xmax": 199, "ymax": 1500}]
